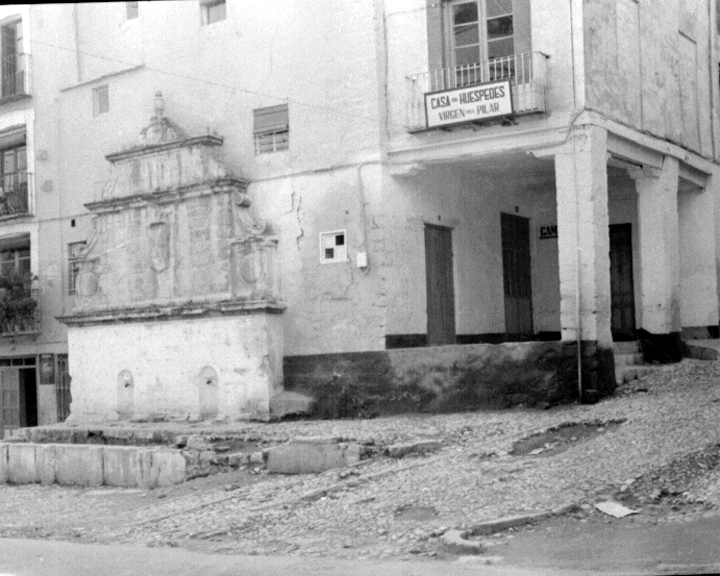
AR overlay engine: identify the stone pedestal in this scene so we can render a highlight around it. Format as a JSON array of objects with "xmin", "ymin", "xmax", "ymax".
[
  {"xmin": 58, "ymin": 92, "xmax": 285, "ymax": 422},
  {"xmin": 65, "ymin": 312, "xmax": 283, "ymax": 422}
]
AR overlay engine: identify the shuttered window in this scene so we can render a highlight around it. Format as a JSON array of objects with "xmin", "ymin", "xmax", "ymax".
[{"xmin": 253, "ymin": 104, "xmax": 289, "ymax": 155}]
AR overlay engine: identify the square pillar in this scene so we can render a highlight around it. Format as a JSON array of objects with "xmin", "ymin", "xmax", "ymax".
[
  {"xmin": 631, "ymin": 157, "xmax": 683, "ymax": 362},
  {"xmin": 554, "ymin": 126, "xmax": 615, "ymax": 402},
  {"xmin": 678, "ymin": 181, "xmax": 719, "ymax": 334}
]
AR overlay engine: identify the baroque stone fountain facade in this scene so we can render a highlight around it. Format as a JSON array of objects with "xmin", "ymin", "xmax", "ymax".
[{"xmin": 59, "ymin": 93, "xmax": 285, "ymax": 422}]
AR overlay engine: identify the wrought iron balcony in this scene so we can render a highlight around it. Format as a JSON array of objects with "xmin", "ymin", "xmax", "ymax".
[
  {"xmin": 0, "ymin": 273, "xmax": 39, "ymax": 337},
  {"xmin": 405, "ymin": 52, "xmax": 548, "ymax": 131},
  {"xmin": 1, "ymin": 52, "xmax": 30, "ymax": 100},
  {"xmin": 0, "ymin": 174, "xmax": 29, "ymax": 218}
]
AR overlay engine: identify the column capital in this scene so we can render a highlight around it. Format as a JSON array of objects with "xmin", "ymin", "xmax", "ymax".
[{"xmin": 627, "ymin": 166, "xmax": 662, "ymax": 181}]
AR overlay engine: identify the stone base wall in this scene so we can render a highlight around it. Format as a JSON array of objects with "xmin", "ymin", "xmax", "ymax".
[
  {"xmin": 66, "ymin": 313, "xmax": 284, "ymax": 423},
  {"xmin": 556, "ymin": 341, "xmax": 616, "ymax": 404},
  {"xmin": 283, "ymin": 341, "xmax": 604, "ymax": 418}
]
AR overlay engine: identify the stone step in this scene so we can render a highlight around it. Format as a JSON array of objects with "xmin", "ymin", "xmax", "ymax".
[
  {"xmin": 613, "ymin": 341, "xmax": 640, "ymax": 355},
  {"xmin": 615, "ymin": 365, "xmax": 656, "ymax": 386},
  {"xmin": 614, "ymin": 353, "xmax": 644, "ymax": 368}
]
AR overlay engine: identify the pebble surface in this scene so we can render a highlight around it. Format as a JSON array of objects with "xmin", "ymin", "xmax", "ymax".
[{"xmin": 1, "ymin": 358, "xmax": 719, "ymax": 560}]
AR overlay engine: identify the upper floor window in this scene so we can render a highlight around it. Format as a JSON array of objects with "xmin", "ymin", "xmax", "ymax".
[
  {"xmin": 254, "ymin": 104, "xmax": 289, "ymax": 155},
  {"xmin": 201, "ymin": 0, "xmax": 226, "ymax": 25},
  {"xmin": 0, "ymin": 18, "xmax": 26, "ymax": 98},
  {"xmin": 447, "ymin": 0, "xmax": 513, "ymax": 67},
  {"xmin": 93, "ymin": 84, "xmax": 109, "ymax": 117},
  {"xmin": 125, "ymin": 1, "xmax": 139, "ymax": 21},
  {"xmin": 0, "ymin": 143, "xmax": 27, "ymax": 217},
  {"xmin": 427, "ymin": 0, "xmax": 530, "ymax": 86}
]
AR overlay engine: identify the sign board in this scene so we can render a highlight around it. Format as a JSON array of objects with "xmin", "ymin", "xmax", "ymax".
[
  {"xmin": 539, "ymin": 225, "xmax": 558, "ymax": 239},
  {"xmin": 425, "ymin": 79, "xmax": 513, "ymax": 129},
  {"xmin": 39, "ymin": 353, "xmax": 55, "ymax": 385}
]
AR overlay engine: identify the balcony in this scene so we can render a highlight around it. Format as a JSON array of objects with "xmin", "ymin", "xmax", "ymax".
[
  {"xmin": 405, "ymin": 52, "xmax": 548, "ymax": 132},
  {"xmin": 0, "ymin": 52, "xmax": 30, "ymax": 102},
  {"xmin": 0, "ymin": 272, "xmax": 38, "ymax": 337},
  {"xmin": 0, "ymin": 173, "xmax": 29, "ymax": 218}
]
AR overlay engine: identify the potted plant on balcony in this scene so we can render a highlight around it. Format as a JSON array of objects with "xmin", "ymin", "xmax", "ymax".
[{"xmin": 0, "ymin": 271, "xmax": 37, "ymax": 333}]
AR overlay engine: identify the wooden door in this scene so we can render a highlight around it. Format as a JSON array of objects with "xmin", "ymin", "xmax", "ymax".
[
  {"xmin": 609, "ymin": 223, "xmax": 636, "ymax": 337},
  {"xmin": 425, "ymin": 224, "xmax": 456, "ymax": 345},
  {"xmin": 0, "ymin": 368, "xmax": 20, "ymax": 432},
  {"xmin": 501, "ymin": 213, "xmax": 533, "ymax": 339},
  {"xmin": 57, "ymin": 354, "xmax": 71, "ymax": 422}
]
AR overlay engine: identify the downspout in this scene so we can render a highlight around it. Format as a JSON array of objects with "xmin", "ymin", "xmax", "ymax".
[
  {"xmin": 569, "ymin": 0, "xmax": 583, "ymax": 401},
  {"xmin": 709, "ymin": 0, "xmax": 717, "ymax": 159},
  {"xmin": 73, "ymin": 3, "xmax": 82, "ymax": 83}
]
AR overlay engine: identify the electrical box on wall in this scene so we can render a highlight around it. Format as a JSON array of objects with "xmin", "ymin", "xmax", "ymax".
[
  {"xmin": 319, "ymin": 230, "xmax": 347, "ymax": 264},
  {"xmin": 356, "ymin": 251, "xmax": 367, "ymax": 268}
]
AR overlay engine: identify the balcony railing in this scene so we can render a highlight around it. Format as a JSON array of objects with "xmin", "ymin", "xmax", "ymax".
[
  {"xmin": 1, "ymin": 53, "xmax": 30, "ymax": 100},
  {"xmin": 405, "ymin": 52, "xmax": 548, "ymax": 131},
  {"xmin": 0, "ymin": 174, "xmax": 28, "ymax": 217},
  {"xmin": 0, "ymin": 273, "xmax": 39, "ymax": 337}
]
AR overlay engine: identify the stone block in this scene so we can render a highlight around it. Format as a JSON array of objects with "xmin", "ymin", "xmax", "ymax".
[
  {"xmin": 147, "ymin": 449, "xmax": 186, "ymax": 488},
  {"xmin": 0, "ymin": 444, "xmax": 7, "ymax": 484},
  {"xmin": 7, "ymin": 443, "xmax": 40, "ymax": 484},
  {"xmin": 386, "ymin": 439, "xmax": 442, "ymax": 458},
  {"xmin": 103, "ymin": 446, "xmax": 141, "ymax": 487},
  {"xmin": 266, "ymin": 439, "xmax": 362, "ymax": 474},
  {"xmin": 39, "ymin": 445, "xmax": 57, "ymax": 486},
  {"xmin": 55, "ymin": 445, "xmax": 103, "ymax": 487},
  {"xmin": 270, "ymin": 391, "xmax": 316, "ymax": 419}
]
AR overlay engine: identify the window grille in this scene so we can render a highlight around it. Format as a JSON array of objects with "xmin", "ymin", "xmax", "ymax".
[{"xmin": 254, "ymin": 104, "xmax": 289, "ymax": 155}]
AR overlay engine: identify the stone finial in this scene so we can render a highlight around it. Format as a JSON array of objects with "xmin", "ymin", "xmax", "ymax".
[
  {"xmin": 137, "ymin": 90, "xmax": 185, "ymax": 147},
  {"xmin": 153, "ymin": 91, "xmax": 165, "ymax": 119}
]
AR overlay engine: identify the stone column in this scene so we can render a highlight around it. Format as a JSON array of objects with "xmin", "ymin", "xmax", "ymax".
[
  {"xmin": 554, "ymin": 125, "xmax": 615, "ymax": 402},
  {"xmin": 631, "ymin": 156, "xmax": 682, "ymax": 362},
  {"xmin": 678, "ymin": 180, "xmax": 719, "ymax": 336}
]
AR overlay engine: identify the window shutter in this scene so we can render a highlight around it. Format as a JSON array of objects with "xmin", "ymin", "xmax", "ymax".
[{"xmin": 254, "ymin": 104, "xmax": 289, "ymax": 133}]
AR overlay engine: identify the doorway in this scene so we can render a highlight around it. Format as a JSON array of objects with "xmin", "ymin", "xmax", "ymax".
[
  {"xmin": 501, "ymin": 213, "xmax": 533, "ymax": 339},
  {"xmin": 609, "ymin": 223, "xmax": 636, "ymax": 339},
  {"xmin": 0, "ymin": 356, "xmax": 37, "ymax": 433},
  {"xmin": 424, "ymin": 224, "xmax": 456, "ymax": 345}
]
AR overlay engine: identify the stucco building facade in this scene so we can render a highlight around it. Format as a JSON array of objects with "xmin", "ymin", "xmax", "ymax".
[{"xmin": 0, "ymin": 0, "xmax": 719, "ymax": 428}]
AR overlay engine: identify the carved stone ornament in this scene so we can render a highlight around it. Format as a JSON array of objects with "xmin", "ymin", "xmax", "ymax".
[
  {"xmin": 137, "ymin": 91, "xmax": 186, "ymax": 147},
  {"xmin": 148, "ymin": 221, "xmax": 170, "ymax": 272},
  {"xmin": 75, "ymin": 269, "xmax": 99, "ymax": 298},
  {"xmin": 239, "ymin": 249, "xmax": 266, "ymax": 285}
]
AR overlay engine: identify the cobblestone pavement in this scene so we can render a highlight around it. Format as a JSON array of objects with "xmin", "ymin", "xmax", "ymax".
[{"xmin": 1, "ymin": 359, "xmax": 719, "ymax": 561}]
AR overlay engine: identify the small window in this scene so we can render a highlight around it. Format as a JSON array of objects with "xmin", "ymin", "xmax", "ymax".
[
  {"xmin": 254, "ymin": 104, "xmax": 289, "ymax": 155},
  {"xmin": 125, "ymin": 1, "xmax": 139, "ymax": 20},
  {"xmin": 68, "ymin": 241, "xmax": 86, "ymax": 295},
  {"xmin": 320, "ymin": 230, "xmax": 347, "ymax": 264},
  {"xmin": 201, "ymin": 0, "xmax": 226, "ymax": 25},
  {"xmin": 93, "ymin": 85, "xmax": 109, "ymax": 116}
]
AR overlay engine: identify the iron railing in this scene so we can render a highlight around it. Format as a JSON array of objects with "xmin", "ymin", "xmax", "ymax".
[
  {"xmin": 405, "ymin": 52, "xmax": 548, "ymax": 131},
  {"xmin": 1, "ymin": 52, "xmax": 29, "ymax": 99},
  {"xmin": 0, "ymin": 173, "xmax": 28, "ymax": 217}
]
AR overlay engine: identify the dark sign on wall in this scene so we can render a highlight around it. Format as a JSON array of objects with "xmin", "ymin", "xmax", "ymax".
[
  {"xmin": 39, "ymin": 353, "xmax": 55, "ymax": 385},
  {"xmin": 539, "ymin": 224, "xmax": 558, "ymax": 239}
]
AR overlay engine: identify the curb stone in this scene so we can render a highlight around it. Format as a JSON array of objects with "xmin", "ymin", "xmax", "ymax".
[
  {"xmin": 440, "ymin": 529, "xmax": 486, "ymax": 554},
  {"xmin": 469, "ymin": 504, "xmax": 578, "ymax": 536}
]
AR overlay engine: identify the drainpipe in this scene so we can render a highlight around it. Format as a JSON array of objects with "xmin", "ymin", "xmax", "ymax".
[
  {"xmin": 569, "ymin": 0, "xmax": 583, "ymax": 401},
  {"xmin": 709, "ymin": 0, "xmax": 717, "ymax": 159},
  {"xmin": 73, "ymin": 3, "xmax": 82, "ymax": 83}
]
